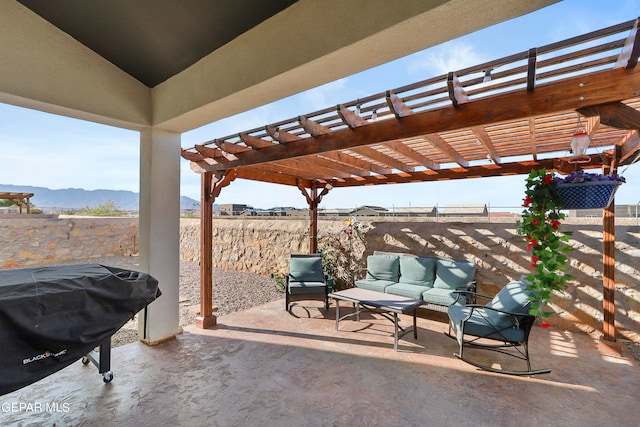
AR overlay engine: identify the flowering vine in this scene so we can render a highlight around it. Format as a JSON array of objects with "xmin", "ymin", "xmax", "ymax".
[
  {"xmin": 516, "ymin": 169, "xmax": 574, "ymax": 324},
  {"xmin": 318, "ymin": 217, "xmax": 367, "ymax": 289}
]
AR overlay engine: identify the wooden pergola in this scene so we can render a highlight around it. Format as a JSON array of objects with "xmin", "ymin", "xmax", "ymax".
[
  {"xmin": 182, "ymin": 19, "xmax": 640, "ymax": 350},
  {"xmin": 0, "ymin": 192, "xmax": 34, "ymax": 214}
]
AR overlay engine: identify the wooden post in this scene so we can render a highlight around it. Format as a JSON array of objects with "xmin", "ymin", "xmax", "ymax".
[
  {"xmin": 309, "ymin": 187, "xmax": 318, "ymax": 254},
  {"xmin": 602, "ymin": 201, "xmax": 616, "ymax": 342},
  {"xmin": 197, "ymin": 171, "xmax": 216, "ymax": 329},
  {"xmin": 599, "ymin": 150, "xmax": 621, "ymax": 356},
  {"xmin": 298, "ymin": 181, "xmax": 332, "ymax": 255}
]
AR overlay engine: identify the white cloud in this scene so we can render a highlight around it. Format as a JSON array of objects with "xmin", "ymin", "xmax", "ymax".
[
  {"xmin": 299, "ymin": 78, "xmax": 349, "ymax": 111},
  {"xmin": 406, "ymin": 41, "xmax": 488, "ymax": 77}
]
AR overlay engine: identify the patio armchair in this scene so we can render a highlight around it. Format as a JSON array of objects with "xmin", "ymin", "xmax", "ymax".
[
  {"xmin": 446, "ymin": 280, "xmax": 550, "ymax": 375},
  {"xmin": 285, "ymin": 254, "xmax": 330, "ymax": 311}
]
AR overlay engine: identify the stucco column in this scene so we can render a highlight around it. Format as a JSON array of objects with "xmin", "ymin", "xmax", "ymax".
[{"xmin": 138, "ymin": 127, "xmax": 181, "ymax": 344}]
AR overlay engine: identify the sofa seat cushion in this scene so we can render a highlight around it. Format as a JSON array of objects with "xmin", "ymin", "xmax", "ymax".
[
  {"xmin": 423, "ymin": 288, "xmax": 465, "ymax": 306},
  {"xmin": 385, "ymin": 282, "xmax": 429, "ymax": 300},
  {"xmin": 399, "ymin": 256, "xmax": 435, "ymax": 287},
  {"xmin": 288, "ymin": 280, "xmax": 326, "ymax": 295},
  {"xmin": 354, "ymin": 279, "xmax": 396, "ymax": 293},
  {"xmin": 365, "ymin": 254, "xmax": 400, "ymax": 282},
  {"xmin": 448, "ymin": 305, "xmax": 525, "ymax": 343},
  {"xmin": 433, "ymin": 259, "xmax": 476, "ymax": 290}
]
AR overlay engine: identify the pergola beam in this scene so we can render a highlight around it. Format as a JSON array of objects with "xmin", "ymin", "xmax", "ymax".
[
  {"xmin": 577, "ymin": 101, "xmax": 640, "ymax": 130},
  {"xmin": 350, "ymin": 146, "xmax": 415, "ymax": 173},
  {"xmin": 619, "ymin": 131, "xmax": 640, "ymax": 164},
  {"xmin": 424, "ymin": 133, "xmax": 469, "ymax": 167},
  {"xmin": 472, "ymin": 126, "xmax": 502, "ymax": 164},
  {"xmin": 337, "ymin": 104, "xmax": 367, "ymax": 129},
  {"xmin": 188, "ymin": 66, "xmax": 640, "ymax": 171},
  {"xmin": 384, "ymin": 140, "xmax": 440, "ymax": 170},
  {"xmin": 386, "ymin": 91, "xmax": 413, "ymax": 118},
  {"xmin": 616, "ymin": 17, "xmax": 640, "ymax": 69}
]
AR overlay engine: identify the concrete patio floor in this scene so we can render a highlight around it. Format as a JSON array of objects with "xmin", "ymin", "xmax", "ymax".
[{"xmin": 3, "ymin": 299, "xmax": 639, "ymax": 427}]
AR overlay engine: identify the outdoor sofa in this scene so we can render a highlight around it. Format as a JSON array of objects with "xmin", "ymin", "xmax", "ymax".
[{"xmin": 354, "ymin": 252, "xmax": 476, "ymax": 312}]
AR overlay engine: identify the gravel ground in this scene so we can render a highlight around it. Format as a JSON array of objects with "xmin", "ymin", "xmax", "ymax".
[{"xmin": 41, "ymin": 256, "xmax": 284, "ymax": 347}]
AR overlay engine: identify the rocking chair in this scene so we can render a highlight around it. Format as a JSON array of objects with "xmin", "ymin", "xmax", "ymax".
[{"xmin": 446, "ymin": 280, "xmax": 550, "ymax": 376}]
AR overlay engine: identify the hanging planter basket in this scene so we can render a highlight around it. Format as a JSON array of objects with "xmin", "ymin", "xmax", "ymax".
[{"xmin": 553, "ymin": 180, "xmax": 622, "ymax": 209}]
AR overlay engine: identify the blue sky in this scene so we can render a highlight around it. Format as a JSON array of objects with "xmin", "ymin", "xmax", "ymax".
[{"xmin": 2, "ymin": 0, "xmax": 639, "ymax": 210}]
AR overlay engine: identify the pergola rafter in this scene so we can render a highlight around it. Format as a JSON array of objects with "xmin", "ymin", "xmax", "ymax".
[{"xmin": 183, "ymin": 18, "xmax": 640, "ymax": 350}]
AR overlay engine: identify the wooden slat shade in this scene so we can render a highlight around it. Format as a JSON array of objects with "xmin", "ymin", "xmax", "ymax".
[{"xmin": 182, "ymin": 18, "xmax": 640, "ymax": 189}]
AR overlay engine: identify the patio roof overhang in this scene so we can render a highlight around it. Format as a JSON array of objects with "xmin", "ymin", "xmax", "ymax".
[
  {"xmin": 182, "ymin": 18, "xmax": 640, "ymax": 189},
  {"xmin": 184, "ymin": 18, "xmax": 640, "ymax": 352}
]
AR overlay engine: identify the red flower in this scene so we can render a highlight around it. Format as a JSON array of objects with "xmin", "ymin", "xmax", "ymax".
[
  {"xmin": 540, "ymin": 322, "xmax": 551, "ymax": 328},
  {"xmin": 543, "ymin": 174, "xmax": 553, "ymax": 184},
  {"xmin": 526, "ymin": 243, "xmax": 533, "ymax": 252},
  {"xmin": 531, "ymin": 255, "xmax": 539, "ymax": 264},
  {"xmin": 551, "ymin": 220, "xmax": 561, "ymax": 230},
  {"xmin": 522, "ymin": 196, "xmax": 533, "ymax": 207},
  {"xmin": 531, "ymin": 218, "xmax": 539, "ymax": 226}
]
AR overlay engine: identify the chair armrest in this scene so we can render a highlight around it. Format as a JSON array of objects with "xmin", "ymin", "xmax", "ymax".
[
  {"xmin": 353, "ymin": 268, "xmax": 367, "ymax": 283},
  {"xmin": 466, "ymin": 280, "xmax": 477, "ymax": 293},
  {"xmin": 480, "ymin": 305, "xmax": 534, "ymax": 319},
  {"xmin": 453, "ymin": 290, "xmax": 493, "ymax": 302},
  {"xmin": 452, "ymin": 281, "xmax": 478, "ymax": 304}
]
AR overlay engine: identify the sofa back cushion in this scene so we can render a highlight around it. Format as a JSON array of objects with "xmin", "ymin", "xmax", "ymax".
[
  {"xmin": 366, "ymin": 254, "xmax": 400, "ymax": 282},
  {"xmin": 399, "ymin": 256, "xmax": 435, "ymax": 287},
  {"xmin": 484, "ymin": 281, "xmax": 534, "ymax": 328},
  {"xmin": 433, "ymin": 258, "xmax": 476, "ymax": 289},
  {"xmin": 289, "ymin": 255, "xmax": 324, "ymax": 282}
]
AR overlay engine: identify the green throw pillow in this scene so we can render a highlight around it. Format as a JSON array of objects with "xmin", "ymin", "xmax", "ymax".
[
  {"xmin": 433, "ymin": 259, "xmax": 476, "ymax": 289},
  {"xmin": 399, "ymin": 256, "xmax": 435, "ymax": 286},
  {"xmin": 366, "ymin": 254, "xmax": 400, "ymax": 282}
]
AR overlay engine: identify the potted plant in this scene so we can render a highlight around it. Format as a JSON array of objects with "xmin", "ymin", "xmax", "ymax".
[
  {"xmin": 553, "ymin": 169, "xmax": 626, "ymax": 209},
  {"xmin": 516, "ymin": 169, "xmax": 574, "ymax": 325}
]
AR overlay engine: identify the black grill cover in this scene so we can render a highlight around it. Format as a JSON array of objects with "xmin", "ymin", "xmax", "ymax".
[{"xmin": 0, "ymin": 264, "xmax": 161, "ymax": 396}]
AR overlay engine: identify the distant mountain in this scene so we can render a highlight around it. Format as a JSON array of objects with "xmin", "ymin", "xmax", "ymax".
[{"xmin": 0, "ymin": 184, "xmax": 200, "ymax": 211}]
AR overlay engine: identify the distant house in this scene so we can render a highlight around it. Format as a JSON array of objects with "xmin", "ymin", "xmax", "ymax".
[
  {"xmin": 241, "ymin": 206, "xmax": 297, "ymax": 216},
  {"xmin": 383, "ymin": 206, "xmax": 436, "ymax": 217},
  {"xmin": 571, "ymin": 204, "xmax": 639, "ymax": 218},
  {"xmin": 319, "ymin": 208, "xmax": 352, "ymax": 217},
  {"xmin": 351, "ymin": 205, "xmax": 389, "ymax": 216},
  {"xmin": 438, "ymin": 204, "xmax": 488, "ymax": 217},
  {"xmin": 218, "ymin": 204, "xmax": 251, "ymax": 216},
  {"xmin": 286, "ymin": 208, "xmax": 308, "ymax": 217}
]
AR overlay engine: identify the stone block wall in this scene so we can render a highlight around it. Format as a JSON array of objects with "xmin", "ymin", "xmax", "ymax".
[
  {"xmin": 180, "ymin": 218, "xmax": 640, "ymax": 340},
  {"xmin": 1, "ymin": 216, "xmax": 638, "ymax": 340},
  {"xmin": 0, "ymin": 216, "xmax": 137, "ymax": 269}
]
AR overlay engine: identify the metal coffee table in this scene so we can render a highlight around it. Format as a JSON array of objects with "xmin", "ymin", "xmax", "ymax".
[{"xmin": 330, "ymin": 288, "xmax": 424, "ymax": 351}]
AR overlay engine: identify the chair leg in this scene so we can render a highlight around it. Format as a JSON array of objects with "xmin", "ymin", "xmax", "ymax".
[
  {"xmin": 285, "ymin": 291, "xmax": 289, "ymax": 311},
  {"xmin": 523, "ymin": 341, "xmax": 532, "ymax": 372}
]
